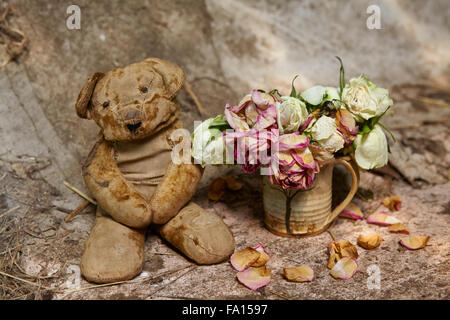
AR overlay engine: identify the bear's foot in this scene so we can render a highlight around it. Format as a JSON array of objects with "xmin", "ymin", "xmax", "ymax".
[
  {"xmin": 80, "ymin": 208, "xmax": 146, "ymax": 283},
  {"xmin": 158, "ymin": 202, "xmax": 235, "ymax": 264}
]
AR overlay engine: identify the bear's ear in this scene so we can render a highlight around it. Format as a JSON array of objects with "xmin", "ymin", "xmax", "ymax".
[
  {"xmin": 143, "ymin": 58, "xmax": 185, "ymax": 98},
  {"xmin": 75, "ymin": 72, "xmax": 104, "ymax": 119}
]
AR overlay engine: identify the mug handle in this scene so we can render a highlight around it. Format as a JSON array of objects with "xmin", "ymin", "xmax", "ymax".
[{"xmin": 325, "ymin": 158, "xmax": 359, "ymax": 225}]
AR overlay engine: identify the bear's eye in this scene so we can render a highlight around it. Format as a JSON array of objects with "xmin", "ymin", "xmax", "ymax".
[
  {"xmin": 140, "ymin": 86, "xmax": 148, "ymax": 93},
  {"xmin": 102, "ymin": 101, "xmax": 110, "ymax": 108}
]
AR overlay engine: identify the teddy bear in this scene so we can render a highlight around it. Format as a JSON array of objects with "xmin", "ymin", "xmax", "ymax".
[{"xmin": 75, "ymin": 57, "xmax": 235, "ymax": 283}]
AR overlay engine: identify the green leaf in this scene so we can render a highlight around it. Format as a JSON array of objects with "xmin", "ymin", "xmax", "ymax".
[
  {"xmin": 361, "ymin": 124, "xmax": 371, "ymax": 134},
  {"xmin": 370, "ymin": 106, "xmax": 391, "ymax": 128},
  {"xmin": 378, "ymin": 122, "xmax": 396, "ymax": 142},
  {"xmin": 335, "ymin": 56, "xmax": 345, "ymax": 99},
  {"xmin": 269, "ymin": 88, "xmax": 281, "ymax": 96},
  {"xmin": 290, "ymin": 75, "xmax": 300, "ymax": 97},
  {"xmin": 208, "ymin": 115, "xmax": 231, "ymax": 131},
  {"xmin": 206, "ymin": 134, "xmax": 217, "ymax": 145},
  {"xmin": 357, "ymin": 125, "xmax": 371, "ymax": 144}
]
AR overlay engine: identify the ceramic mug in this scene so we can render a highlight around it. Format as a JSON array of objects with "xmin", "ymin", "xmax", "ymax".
[{"xmin": 263, "ymin": 158, "xmax": 358, "ymax": 237}]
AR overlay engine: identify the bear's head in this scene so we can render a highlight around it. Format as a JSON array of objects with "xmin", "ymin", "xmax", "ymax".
[{"xmin": 76, "ymin": 58, "xmax": 185, "ymax": 141}]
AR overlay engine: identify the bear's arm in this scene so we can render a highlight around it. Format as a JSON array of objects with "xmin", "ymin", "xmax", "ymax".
[
  {"xmin": 82, "ymin": 139, "xmax": 152, "ymax": 229},
  {"xmin": 149, "ymin": 162, "xmax": 203, "ymax": 224}
]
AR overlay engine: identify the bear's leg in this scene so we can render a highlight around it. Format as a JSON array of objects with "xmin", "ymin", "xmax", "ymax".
[
  {"xmin": 157, "ymin": 202, "xmax": 235, "ymax": 264},
  {"xmin": 80, "ymin": 207, "xmax": 146, "ymax": 283}
]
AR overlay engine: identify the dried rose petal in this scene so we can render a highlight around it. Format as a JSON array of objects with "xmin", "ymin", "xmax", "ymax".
[
  {"xmin": 236, "ymin": 266, "xmax": 271, "ymax": 290},
  {"xmin": 251, "ymin": 244, "xmax": 270, "ymax": 267},
  {"xmin": 330, "ymin": 257, "xmax": 358, "ymax": 280},
  {"xmin": 309, "ymin": 143, "xmax": 334, "ymax": 164},
  {"xmin": 223, "ymin": 175, "xmax": 243, "ymax": 191},
  {"xmin": 388, "ymin": 223, "xmax": 409, "ymax": 234},
  {"xmin": 327, "ymin": 240, "xmax": 359, "ymax": 269},
  {"xmin": 208, "ymin": 178, "xmax": 226, "ymax": 201},
  {"xmin": 279, "ymin": 134, "xmax": 309, "ymax": 151},
  {"xmin": 336, "ymin": 109, "xmax": 358, "ymax": 146},
  {"xmin": 339, "ymin": 202, "xmax": 364, "ymax": 220},
  {"xmin": 283, "ymin": 266, "xmax": 314, "ymax": 282},
  {"xmin": 367, "ymin": 212, "xmax": 402, "ymax": 226},
  {"xmin": 230, "ymin": 247, "xmax": 261, "ymax": 271},
  {"xmin": 382, "ymin": 196, "xmax": 402, "ymax": 211},
  {"xmin": 357, "ymin": 234, "xmax": 383, "ymax": 250},
  {"xmin": 399, "ymin": 235, "xmax": 430, "ymax": 250}
]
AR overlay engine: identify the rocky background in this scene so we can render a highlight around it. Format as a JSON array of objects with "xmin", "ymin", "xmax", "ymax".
[{"xmin": 0, "ymin": 0, "xmax": 448, "ymax": 299}]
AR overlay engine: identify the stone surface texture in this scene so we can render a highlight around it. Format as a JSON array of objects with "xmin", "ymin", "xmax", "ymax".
[{"xmin": 0, "ymin": 0, "xmax": 448, "ymax": 299}]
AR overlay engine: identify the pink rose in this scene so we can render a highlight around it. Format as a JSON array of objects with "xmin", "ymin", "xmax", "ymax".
[
  {"xmin": 225, "ymin": 90, "xmax": 278, "ymax": 132},
  {"xmin": 335, "ymin": 109, "xmax": 358, "ymax": 146},
  {"xmin": 269, "ymin": 133, "xmax": 319, "ymax": 190}
]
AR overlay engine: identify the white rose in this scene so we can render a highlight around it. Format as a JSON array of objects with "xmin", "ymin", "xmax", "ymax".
[
  {"xmin": 276, "ymin": 96, "xmax": 308, "ymax": 134},
  {"xmin": 354, "ymin": 124, "xmax": 388, "ymax": 170},
  {"xmin": 342, "ymin": 75, "xmax": 393, "ymax": 122},
  {"xmin": 324, "ymin": 87, "xmax": 340, "ymax": 101},
  {"xmin": 300, "ymin": 86, "xmax": 339, "ymax": 105},
  {"xmin": 310, "ymin": 115, "xmax": 344, "ymax": 153},
  {"xmin": 191, "ymin": 117, "xmax": 225, "ymax": 166}
]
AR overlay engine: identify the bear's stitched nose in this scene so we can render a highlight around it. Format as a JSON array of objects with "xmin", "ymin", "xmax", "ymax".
[
  {"xmin": 126, "ymin": 122, "xmax": 142, "ymax": 132},
  {"xmin": 124, "ymin": 110, "xmax": 142, "ymax": 120}
]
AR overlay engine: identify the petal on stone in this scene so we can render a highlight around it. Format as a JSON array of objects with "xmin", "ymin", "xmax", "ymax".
[
  {"xmin": 237, "ymin": 267, "xmax": 271, "ymax": 290},
  {"xmin": 357, "ymin": 234, "xmax": 383, "ymax": 250},
  {"xmin": 230, "ymin": 247, "xmax": 261, "ymax": 271},
  {"xmin": 399, "ymin": 235, "xmax": 430, "ymax": 250},
  {"xmin": 283, "ymin": 265, "xmax": 315, "ymax": 282},
  {"xmin": 339, "ymin": 202, "xmax": 364, "ymax": 220},
  {"xmin": 388, "ymin": 223, "xmax": 409, "ymax": 234},
  {"xmin": 367, "ymin": 212, "xmax": 402, "ymax": 226},
  {"xmin": 327, "ymin": 240, "xmax": 359, "ymax": 269},
  {"xmin": 382, "ymin": 196, "xmax": 402, "ymax": 211},
  {"xmin": 251, "ymin": 244, "xmax": 270, "ymax": 267},
  {"xmin": 330, "ymin": 257, "xmax": 358, "ymax": 280}
]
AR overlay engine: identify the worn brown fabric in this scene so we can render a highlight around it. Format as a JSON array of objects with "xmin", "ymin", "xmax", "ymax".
[
  {"xmin": 114, "ymin": 118, "xmax": 203, "ymax": 224},
  {"xmin": 159, "ymin": 203, "xmax": 235, "ymax": 264},
  {"xmin": 75, "ymin": 72, "xmax": 105, "ymax": 119},
  {"xmin": 150, "ymin": 162, "xmax": 203, "ymax": 224},
  {"xmin": 83, "ymin": 139, "xmax": 152, "ymax": 229},
  {"xmin": 77, "ymin": 57, "xmax": 235, "ymax": 284},
  {"xmin": 80, "ymin": 208, "xmax": 146, "ymax": 284},
  {"xmin": 115, "ymin": 122, "xmax": 175, "ymax": 200},
  {"xmin": 87, "ymin": 58, "xmax": 184, "ymax": 142}
]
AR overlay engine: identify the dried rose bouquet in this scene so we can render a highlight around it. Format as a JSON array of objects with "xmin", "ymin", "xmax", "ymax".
[{"xmin": 191, "ymin": 58, "xmax": 394, "ymax": 190}]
